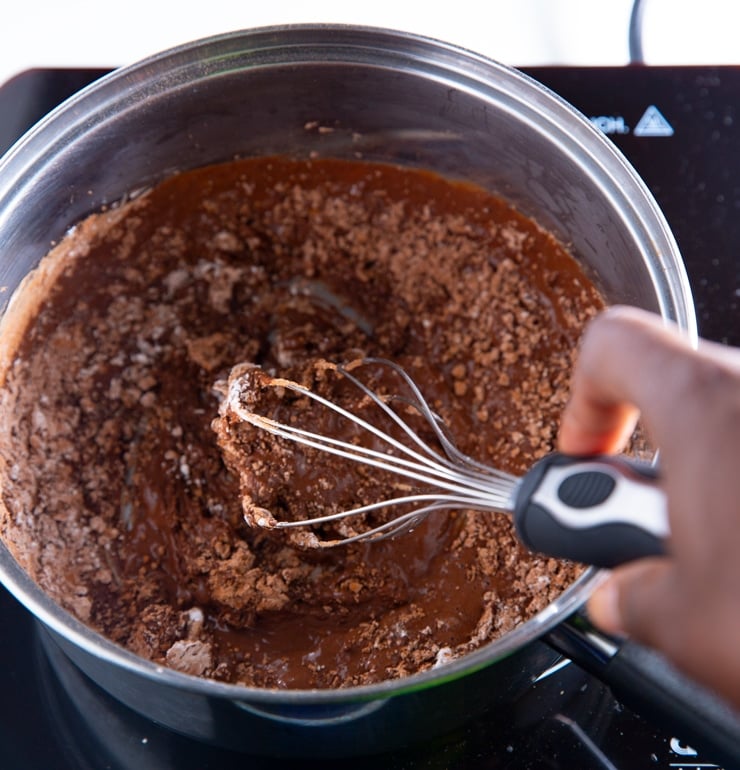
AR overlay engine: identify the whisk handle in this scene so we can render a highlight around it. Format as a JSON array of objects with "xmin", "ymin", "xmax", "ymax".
[{"xmin": 513, "ymin": 453, "xmax": 668, "ymax": 567}]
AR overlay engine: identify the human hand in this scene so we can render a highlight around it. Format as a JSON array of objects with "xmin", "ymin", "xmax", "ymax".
[{"xmin": 558, "ymin": 305, "xmax": 740, "ymax": 708}]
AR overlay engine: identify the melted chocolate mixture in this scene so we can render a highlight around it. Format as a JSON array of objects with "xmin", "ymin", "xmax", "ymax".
[{"xmin": 0, "ymin": 157, "xmax": 602, "ymax": 688}]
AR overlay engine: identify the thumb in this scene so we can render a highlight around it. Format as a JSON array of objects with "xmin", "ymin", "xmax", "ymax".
[
  {"xmin": 587, "ymin": 558, "xmax": 681, "ymax": 650},
  {"xmin": 587, "ymin": 561, "xmax": 740, "ymax": 705}
]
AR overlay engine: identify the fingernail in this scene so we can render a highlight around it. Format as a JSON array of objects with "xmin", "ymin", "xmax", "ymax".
[{"xmin": 588, "ymin": 580, "xmax": 624, "ymax": 635}]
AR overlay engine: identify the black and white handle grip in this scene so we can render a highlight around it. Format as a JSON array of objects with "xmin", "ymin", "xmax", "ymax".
[{"xmin": 513, "ymin": 453, "xmax": 668, "ymax": 567}]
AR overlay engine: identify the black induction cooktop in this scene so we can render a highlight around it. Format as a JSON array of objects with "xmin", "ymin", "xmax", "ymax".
[{"xmin": 0, "ymin": 65, "xmax": 738, "ymax": 770}]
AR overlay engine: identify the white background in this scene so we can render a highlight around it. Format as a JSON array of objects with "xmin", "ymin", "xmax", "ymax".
[{"xmin": 3, "ymin": 0, "xmax": 740, "ymax": 89}]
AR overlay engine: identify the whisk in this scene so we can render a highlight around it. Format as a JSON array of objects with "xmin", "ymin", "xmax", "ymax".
[{"xmin": 223, "ymin": 357, "xmax": 670, "ymax": 568}]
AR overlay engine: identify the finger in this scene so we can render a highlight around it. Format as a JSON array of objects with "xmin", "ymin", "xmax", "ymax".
[
  {"xmin": 558, "ymin": 396, "xmax": 638, "ymax": 455},
  {"xmin": 558, "ymin": 305, "xmax": 694, "ymax": 455},
  {"xmin": 589, "ymin": 563, "xmax": 740, "ymax": 707},
  {"xmin": 587, "ymin": 558, "xmax": 679, "ymax": 645}
]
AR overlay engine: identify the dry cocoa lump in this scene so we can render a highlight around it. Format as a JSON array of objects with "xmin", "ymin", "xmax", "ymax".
[{"xmin": 0, "ymin": 157, "xmax": 602, "ymax": 688}]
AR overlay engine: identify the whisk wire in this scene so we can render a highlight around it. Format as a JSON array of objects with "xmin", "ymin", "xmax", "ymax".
[
  {"xmin": 234, "ymin": 407, "xmax": 513, "ymax": 506},
  {"xmin": 353, "ymin": 358, "xmax": 518, "ymax": 486},
  {"xmin": 226, "ymin": 358, "xmax": 520, "ymax": 544}
]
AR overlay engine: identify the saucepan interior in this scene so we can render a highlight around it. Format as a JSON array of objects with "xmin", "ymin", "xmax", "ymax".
[{"xmin": 0, "ymin": 25, "xmax": 695, "ymax": 756}]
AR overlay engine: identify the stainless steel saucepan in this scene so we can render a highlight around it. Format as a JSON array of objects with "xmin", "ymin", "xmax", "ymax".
[{"xmin": 0, "ymin": 25, "xmax": 737, "ymax": 765}]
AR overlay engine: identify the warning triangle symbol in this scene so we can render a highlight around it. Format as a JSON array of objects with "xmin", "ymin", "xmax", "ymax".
[{"xmin": 634, "ymin": 105, "xmax": 674, "ymax": 137}]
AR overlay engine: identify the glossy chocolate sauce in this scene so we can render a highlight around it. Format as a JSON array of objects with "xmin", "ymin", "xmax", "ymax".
[{"xmin": 0, "ymin": 157, "xmax": 601, "ymax": 688}]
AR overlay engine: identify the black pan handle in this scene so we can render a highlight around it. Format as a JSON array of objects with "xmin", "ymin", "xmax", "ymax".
[{"xmin": 546, "ymin": 614, "xmax": 740, "ymax": 769}]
